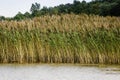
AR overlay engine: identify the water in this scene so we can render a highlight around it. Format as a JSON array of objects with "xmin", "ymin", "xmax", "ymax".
[{"xmin": 0, "ymin": 64, "xmax": 120, "ymax": 80}]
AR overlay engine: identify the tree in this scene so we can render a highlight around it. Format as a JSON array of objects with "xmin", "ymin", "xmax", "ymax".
[
  {"xmin": 11, "ymin": 0, "xmax": 120, "ymax": 20},
  {"xmin": 100, "ymin": 2, "xmax": 118, "ymax": 16},
  {"xmin": 14, "ymin": 12, "xmax": 25, "ymax": 20},
  {"xmin": 73, "ymin": 0, "xmax": 81, "ymax": 14},
  {"xmin": 0, "ymin": 16, "xmax": 5, "ymax": 21},
  {"xmin": 24, "ymin": 12, "xmax": 31, "ymax": 18},
  {"xmin": 110, "ymin": 2, "xmax": 120, "ymax": 16},
  {"xmin": 40, "ymin": 6, "xmax": 49, "ymax": 15},
  {"xmin": 30, "ymin": 3, "xmax": 40, "ymax": 13},
  {"xmin": 48, "ymin": 7, "xmax": 59, "ymax": 15},
  {"xmin": 30, "ymin": 3, "xmax": 41, "ymax": 17}
]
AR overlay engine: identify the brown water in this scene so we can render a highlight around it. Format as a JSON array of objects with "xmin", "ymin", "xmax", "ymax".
[{"xmin": 0, "ymin": 64, "xmax": 120, "ymax": 80}]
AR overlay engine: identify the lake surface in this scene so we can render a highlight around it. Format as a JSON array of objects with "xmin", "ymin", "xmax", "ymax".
[{"xmin": 0, "ymin": 64, "xmax": 120, "ymax": 80}]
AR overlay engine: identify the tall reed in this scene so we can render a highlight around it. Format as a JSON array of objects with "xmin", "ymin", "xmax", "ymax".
[{"xmin": 0, "ymin": 14, "xmax": 119, "ymax": 64}]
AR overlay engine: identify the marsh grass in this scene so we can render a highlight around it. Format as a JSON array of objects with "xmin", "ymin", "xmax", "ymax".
[{"xmin": 0, "ymin": 14, "xmax": 119, "ymax": 64}]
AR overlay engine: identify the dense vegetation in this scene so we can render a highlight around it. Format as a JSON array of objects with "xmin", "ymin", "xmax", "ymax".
[
  {"xmin": 0, "ymin": 14, "xmax": 119, "ymax": 64},
  {"xmin": 0, "ymin": 0, "xmax": 119, "ymax": 64},
  {"xmin": 0, "ymin": 0, "xmax": 120, "ymax": 21}
]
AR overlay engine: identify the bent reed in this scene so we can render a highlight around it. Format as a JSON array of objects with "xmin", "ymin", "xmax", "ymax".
[{"xmin": 0, "ymin": 14, "xmax": 120, "ymax": 64}]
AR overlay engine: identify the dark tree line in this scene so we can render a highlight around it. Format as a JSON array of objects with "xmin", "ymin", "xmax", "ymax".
[{"xmin": 1, "ymin": 0, "xmax": 120, "ymax": 21}]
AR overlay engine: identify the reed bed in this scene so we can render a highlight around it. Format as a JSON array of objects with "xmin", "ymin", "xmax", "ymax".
[{"xmin": 0, "ymin": 14, "xmax": 119, "ymax": 64}]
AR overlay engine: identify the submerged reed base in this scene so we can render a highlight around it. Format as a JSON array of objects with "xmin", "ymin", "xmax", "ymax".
[{"xmin": 0, "ymin": 14, "xmax": 120, "ymax": 64}]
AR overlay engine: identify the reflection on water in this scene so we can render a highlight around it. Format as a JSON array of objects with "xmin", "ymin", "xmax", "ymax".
[{"xmin": 0, "ymin": 64, "xmax": 119, "ymax": 80}]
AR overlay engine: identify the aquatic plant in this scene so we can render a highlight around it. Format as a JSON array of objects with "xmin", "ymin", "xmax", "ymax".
[{"xmin": 0, "ymin": 14, "xmax": 119, "ymax": 64}]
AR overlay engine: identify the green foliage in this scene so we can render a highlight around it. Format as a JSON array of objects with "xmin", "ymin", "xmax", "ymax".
[
  {"xmin": 14, "ymin": 12, "xmax": 25, "ymax": 20},
  {"xmin": 24, "ymin": 12, "xmax": 31, "ymax": 18},
  {"xmin": 30, "ymin": 3, "xmax": 40, "ymax": 13},
  {"xmin": 30, "ymin": 3, "xmax": 41, "ymax": 17},
  {"xmin": 1, "ymin": 0, "xmax": 120, "ymax": 20},
  {"xmin": 27, "ymin": 0, "xmax": 120, "ymax": 17},
  {"xmin": 0, "ymin": 16, "xmax": 5, "ymax": 21},
  {"xmin": 110, "ymin": 1, "xmax": 120, "ymax": 16}
]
